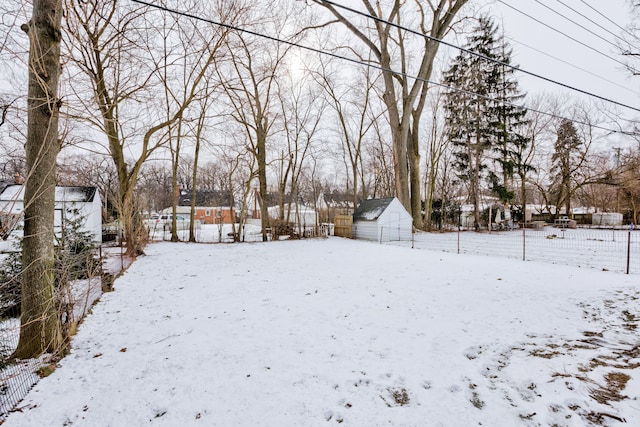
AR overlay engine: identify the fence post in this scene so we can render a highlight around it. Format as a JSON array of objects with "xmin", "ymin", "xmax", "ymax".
[
  {"xmin": 457, "ymin": 224, "xmax": 460, "ymax": 254},
  {"xmin": 522, "ymin": 222, "xmax": 526, "ymax": 261},
  {"xmin": 411, "ymin": 226, "xmax": 414, "ymax": 249},
  {"xmin": 627, "ymin": 231, "xmax": 631, "ymax": 275}
]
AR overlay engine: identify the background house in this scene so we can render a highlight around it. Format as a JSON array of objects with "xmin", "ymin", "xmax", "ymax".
[
  {"xmin": 160, "ymin": 205, "xmax": 236, "ymax": 224},
  {"xmin": 316, "ymin": 191, "xmax": 360, "ymax": 223},
  {"xmin": 268, "ymin": 203, "xmax": 317, "ymax": 231},
  {"xmin": 0, "ymin": 185, "xmax": 102, "ymax": 243},
  {"xmin": 352, "ymin": 197, "xmax": 412, "ymax": 242}
]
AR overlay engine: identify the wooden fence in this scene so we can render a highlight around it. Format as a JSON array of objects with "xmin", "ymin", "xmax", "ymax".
[{"xmin": 334, "ymin": 215, "xmax": 352, "ymax": 238}]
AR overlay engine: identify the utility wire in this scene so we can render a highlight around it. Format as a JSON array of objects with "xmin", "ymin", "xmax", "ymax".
[
  {"xmin": 129, "ymin": 0, "xmax": 639, "ymax": 136},
  {"xmin": 555, "ymin": 0, "xmax": 640, "ymax": 53},
  {"xmin": 579, "ymin": 0, "xmax": 640, "ymax": 45},
  {"xmin": 533, "ymin": 0, "xmax": 623, "ymax": 52},
  {"xmin": 320, "ymin": 0, "xmax": 640, "ymax": 114},
  {"xmin": 497, "ymin": 0, "xmax": 629, "ymax": 70},
  {"xmin": 506, "ymin": 35, "xmax": 640, "ymax": 98}
]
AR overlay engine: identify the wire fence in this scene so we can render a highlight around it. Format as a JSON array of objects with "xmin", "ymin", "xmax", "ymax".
[
  {"xmin": 0, "ymin": 243, "xmax": 130, "ymax": 421},
  {"xmin": 148, "ymin": 221, "xmax": 321, "ymax": 243},
  {"xmin": 0, "ymin": 317, "xmax": 39, "ymax": 419},
  {"xmin": 392, "ymin": 227, "xmax": 640, "ymax": 275}
]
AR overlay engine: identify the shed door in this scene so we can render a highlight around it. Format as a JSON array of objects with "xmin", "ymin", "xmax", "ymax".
[{"xmin": 393, "ymin": 212, "xmax": 401, "ymax": 240}]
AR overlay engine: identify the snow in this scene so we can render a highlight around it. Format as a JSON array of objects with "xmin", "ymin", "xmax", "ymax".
[
  {"xmin": 3, "ymin": 237, "xmax": 640, "ymax": 426},
  {"xmin": 0, "ymin": 186, "xmax": 94, "ymax": 203}
]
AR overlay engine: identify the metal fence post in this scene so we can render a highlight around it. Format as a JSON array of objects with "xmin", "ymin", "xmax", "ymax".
[
  {"xmin": 627, "ymin": 230, "xmax": 631, "ymax": 275},
  {"xmin": 411, "ymin": 227, "xmax": 414, "ymax": 249},
  {"xmin": 522, "ymin": 222, "xmax": 526, "ymax": 261}
]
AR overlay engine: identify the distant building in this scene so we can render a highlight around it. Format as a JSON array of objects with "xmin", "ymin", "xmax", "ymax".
[
  {"xmin": 316, "ymin": 191, "xmax": 361, "ymax": 223},
  {"xmin": 592, "ymin": 212, "xmax": 623, "ymax": 227},
  {"xmin": 268, "ymin": 203, "xmax": 317, "ymax": 230},
  {"xmin": 352, "ymin": 197, "xmax": 412, "ymax": 242},
  {"xmin": 160, "ymin": 205, "xmax": 237, "ymax": 224},
  {"xmin": 0, "ymin": 185, "xmax": 102, "ymax": 242}
]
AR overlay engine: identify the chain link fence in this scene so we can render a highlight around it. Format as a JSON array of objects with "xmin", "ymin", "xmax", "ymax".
[
  {"xmin": 0, "ymin": 244, "xmax": 130, "ymax": 421},
  {"xmin": 394, "ymin": 227, "xmax": 640, "ymax": 275}
]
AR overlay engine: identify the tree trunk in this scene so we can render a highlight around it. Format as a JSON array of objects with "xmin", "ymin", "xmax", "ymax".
[
  {"xmin": 473, "ymin": 135, "xmax": 481, "ymax": 231},
  {"xmin": 408, "ymin": 125, "xmax": 422, "ymax": 229},
  {"xmin": 520, "ymin": 172, "xmax": 527, "ymax": 226},
  {"xmin": 189, "ymin": 117, "xmax": 204, "ymax": 243},
  {"xmin": 257, "ymin": 128, "xmax": 270, "ymax": 241},
  {"xmin": 14, "ymin": 0, "xmax": 64, "ymax": 359}
]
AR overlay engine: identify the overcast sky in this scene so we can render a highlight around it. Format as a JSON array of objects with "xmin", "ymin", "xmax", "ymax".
[{"xmin": 484, "ymin": 0, "xmax": 638, "ymax": 128}]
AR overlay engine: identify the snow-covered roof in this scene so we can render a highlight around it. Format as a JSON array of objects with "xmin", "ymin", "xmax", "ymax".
[
  {"xmin": 268, "ymin": 203, "xmax": 315, "ymax": 214},
  {"xmin": 0, "ymin": 185, "xmax": 97, "ymax": 203},
  {"xmin": 353, "ymin": 197, "xmax": 395, "ymax": 221}
]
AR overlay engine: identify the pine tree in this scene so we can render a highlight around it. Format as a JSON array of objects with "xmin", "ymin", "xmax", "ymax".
[
  {"xmin": 443, "ymin": 16, "xmax": 529, "ymax": 229},
  {"xmin": 491, "ymin": 27, "xmax": 530, "ymax": 206},
  {"xmin": 551, "ymin": 119, "xmax": 583, "ymax": 218}
]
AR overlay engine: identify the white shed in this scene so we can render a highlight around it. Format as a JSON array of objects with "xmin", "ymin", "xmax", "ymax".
[
  {"xmin": 592, "ymin": 212, "xmax": 623, "ymax": 227},
  {"xmin": 352, "ymin": 197, "xmax": 412, "ymax": 242},
  {"xmin": 0, "ymin": 185, "xmax": 103, "ymax": 243}
]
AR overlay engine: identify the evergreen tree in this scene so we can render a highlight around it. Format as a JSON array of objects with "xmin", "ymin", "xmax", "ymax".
[
  {"xmin": 491, "ymin": 29, "xmax": 530, "ymax": 206},
  {"xmin": 443, "ymin": 16, "xmax": 529, "ymax": 229},
  {"xmin": 551, "ymin": 119, "xmax": 583, "ymax": 218}
]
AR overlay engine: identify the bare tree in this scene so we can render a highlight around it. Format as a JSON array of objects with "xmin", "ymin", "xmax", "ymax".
[
  {"xmin": 187, "ymin": 88, "xmax": 217, "ymax": 243},
  {"xmin": 0, "ymin": 3, "xmax": 29, "ymax": 183},
  {"xmin": 274, "ymin": 67, "xmax": 326, "ymax": 231},
  {"xmin": 58, "ymin": 153, "xmax": 119, "ymax": 219},
  {"xmin": 151, "ymin": 8, "xmax": 229, "ymax": 242},
  {"xmin": 213, "ymin": 137, "xmax": 258, "ymax": 242},
  {"xmin": 308, "ymin": 0, "xmax": 470, "ymax": 227},
  {"xmin": 619, "ymin": 147, "xmax": 640, "ymax": 223},
  {"xmin": 515, "ymin": 95, "xmax": 553, "ymax": 224},
  {"xmin": 313, "ymin": 59, "xmax": 381, "ymax": 210},
  {"xmin": 64, "ymin": 0, "xmax": 233, "ymax": 254},
  {"xmin": 530, "ymin": 102, "xmax": 601, "ymax": 220},
  {"xmin": 135, "ymin": 162, "xmax": 173, "ymax": 216},
  {"xmin": 367, "ymin": 115, "xmax": 395, "ymax": 199},
  {"xmin": 14, "ymin": 0, "xmax": 64, "ymax": 359},
  {"xmin": 64, "ymin": 0, "xmax": 157, "ymax": 255},
  {"xmin": 215, "ymin": 2, "xmax": 300, "ymax": 241},
  {"xmin": 423, "ymin": 90, "xmax": 448, "ymax": 229}
]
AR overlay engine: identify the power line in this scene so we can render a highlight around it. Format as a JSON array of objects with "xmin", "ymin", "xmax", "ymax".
[
  {"xmin": 128, "ymin": 0, "xmax": 639, "ymax": 136},
  {"xmin": 506, "ymin": 35, "xmax": 640, "ymax": 98},
  {"xmin": 579, "ymin": 0, "xmax": 640, "ymax": 45},
  {"xmin": 533, "ymin": 0, "xmax": 622, "ymax": 52},
  {"xmin": 555, "ymin": 0, "xmax": 640, "ymax": 53},
  {"xmin": 319, "ymin": 0, "xmax": 640, "ymax": 114},
  {"xmin": 496, "ymin": 0, "xmax": 629, "ymax": 70}
]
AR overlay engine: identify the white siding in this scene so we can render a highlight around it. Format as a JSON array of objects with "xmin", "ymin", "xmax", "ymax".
[
  {"xmin": 377, "ymin": 198, "xmax": 412, "ymax": 241},
  {"xmin": 353, "ymin": 198, "xmax": 412, "ymax": 242},
  {"xmin": 592, "ymin": 213, "xmax": 623, "ymax": 226},
  {"xmin": 55, "ymin": 193, "xmax": 102, "ymax": 243},
  {"xmin": 1, "ymin": 186, "xmax": 102, "ymax": 243},
  {"xmin": 352, "ymin": 220, "xmax": 379, "ymax": 241}
]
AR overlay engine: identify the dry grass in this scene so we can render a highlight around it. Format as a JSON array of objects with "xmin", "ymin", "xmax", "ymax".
[{"xmin": 590, "ymin": 371, "xmax": 631, "ymax": 405}]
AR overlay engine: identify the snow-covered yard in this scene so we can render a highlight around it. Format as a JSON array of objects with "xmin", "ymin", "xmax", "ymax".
[{"xmin": 3, "ymin": 237, "xmax": 640, "ymax": 426}]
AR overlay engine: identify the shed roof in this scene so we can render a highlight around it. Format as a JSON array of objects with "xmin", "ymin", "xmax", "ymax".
[
  {"xmin": 353, "ymin": 197, "xmax": 396, "ymax": 221},
  {"xmin": 0, "ymin": 185, "xmax": 97, "ymax": 203}
]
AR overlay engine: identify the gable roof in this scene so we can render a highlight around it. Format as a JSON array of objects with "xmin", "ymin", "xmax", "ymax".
[
  {"xmin": 0, "ymin": 185, "xmax": 97, "ymax": 203},
  {"xmin": 353, "ymin": 197, "xmax": 396, "ymax": 221},
  {"xmin": 179, "ymin": 189, "xmax": 232, "ymax": 207}
]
